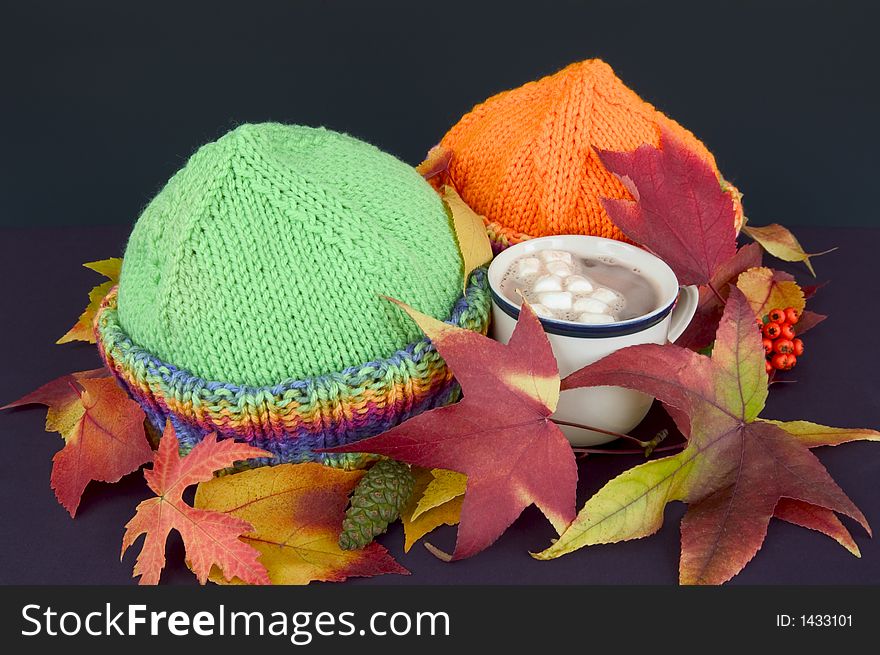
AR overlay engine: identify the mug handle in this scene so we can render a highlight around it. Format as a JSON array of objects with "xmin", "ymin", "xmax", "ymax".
[{"xmin": 668, "ymin": 285, "xmax": 699, "ymax": 343}]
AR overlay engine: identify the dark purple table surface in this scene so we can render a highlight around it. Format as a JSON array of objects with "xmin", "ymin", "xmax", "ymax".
[{"xmin": 1, "ymin": 225, "xmax": 878, "ymax": 585}]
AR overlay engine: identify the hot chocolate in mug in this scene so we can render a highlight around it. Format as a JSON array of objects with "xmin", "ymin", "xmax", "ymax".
[{"xmin": 487, "ymin": 235, "xmax": 699, "ymax": 446}]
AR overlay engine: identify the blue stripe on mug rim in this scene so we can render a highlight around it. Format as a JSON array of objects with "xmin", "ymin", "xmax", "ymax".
[{"xmin": 490, "ymin": 287, "xmax": 677, "ymax": 338}]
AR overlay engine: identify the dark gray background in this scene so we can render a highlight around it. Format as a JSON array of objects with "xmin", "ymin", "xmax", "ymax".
[
  {"xmin": 1, "ymin": 1, "xmax": 879, "ymax": 585},
  {"xmin": 1, "ymin": 0, "xmax": 879, "ymax": 228}
]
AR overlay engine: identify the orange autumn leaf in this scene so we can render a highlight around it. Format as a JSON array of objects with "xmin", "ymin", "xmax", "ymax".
[
  {"xmin": 2, "ymin": 368, "xmax": 106, "ymax": 431},
  {"xmin": 57, "ymin": 257, "xmax": 122, "ymax": 344},
  {"xmin": 194, "ymin": 462, "xmax": 409, "ymax": 585},
  {"xmin": 416, "ymin": 144, "xmax": 452, "ymax": 182},
  {"xmin": 122, "ymin": 424, "xmax": 272, "ymax": 586},
  {"xmin": 2, "ymin": 369, "xmax": 151, "ymax": 516}
]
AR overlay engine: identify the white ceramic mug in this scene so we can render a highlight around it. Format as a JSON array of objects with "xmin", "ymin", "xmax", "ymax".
[{"xmin": 487, "ymin": 235, "xmax": 698, "ymax": 446}]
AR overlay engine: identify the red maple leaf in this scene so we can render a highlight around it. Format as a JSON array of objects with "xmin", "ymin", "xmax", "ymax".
[
  {"xmin": 535, "ymin": 287, "xmax": 877, "ymax": 583},
  {"xmin": 794, "ymin": 310, "xmax": 827, "ymax": 335},
  {"xmin": 2, "ymin": 369, "xmax": 152, "ymax": 516},
  {"xmin": 122, "ymin": 423, "xmax": 272, "ymax": 585},
  {"xmin": 774, "ymin": 498, "xmax": 860, "ymax": 556},
  {"xmin": 324, "ymin": 299, "xmax": 578, "ymax": 560},
  {"xmin": 677, "ymin": 242, "xmax": 763, "ymax": 350},
  {"xmin": 597, "ymin": 125, "xmax": 738, "ymax": 287}
]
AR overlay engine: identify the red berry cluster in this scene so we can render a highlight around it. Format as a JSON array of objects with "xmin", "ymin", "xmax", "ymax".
[{"xmin": 757, "ymin": 307, "xmax": 804, "ymax": 375}]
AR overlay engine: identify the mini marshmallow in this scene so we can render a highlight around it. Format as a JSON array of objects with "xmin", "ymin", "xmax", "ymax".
[
  {"xmin": 533, "ymin": 274, "xmax": 563, "ymax": 292},
  {"xmin": 578, "ymin": 312, "xmax": 615, "ymax": 324},
  {"xmin": 538, "ymin": 291, "xmax": 573, "ymax": 311},
  {"xmin": 591, "ymin": 287, "xmax": 623, "ymax": 306},
  {"xmin": 565, "ymin": 275, "xmax": 594, "ymax": 293},
  {"xmin": 538, "ymin": 249, "xmax": 573, "ymax": 265},
  {"xmin": 545, "ymin": 260, "xmax": 574, "ymax": 277},
  {"xmin": 529, "ymin": 303, "xmax": 554, "ymax": 318},
  {"xmin": 516, "ymin": 257, "xmax": 542, "ymax": 277},
  {"xmin": 573, "ymin": 297, "xmax": 611, "ymax": 314}
]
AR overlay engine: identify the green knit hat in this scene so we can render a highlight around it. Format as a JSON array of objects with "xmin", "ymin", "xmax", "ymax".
[
  {"xmin": 95, "ymin": 123, "xmax": 491, "ymax": 467},
  {"xmin": 119, "ymin": 123, "xmax": 466, "ymax": 385}
]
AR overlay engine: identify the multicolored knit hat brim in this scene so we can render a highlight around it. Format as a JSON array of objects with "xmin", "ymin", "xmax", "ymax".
[{"xmin": 96, "ymin": 270, "xmax": 491, "ymax": 469}]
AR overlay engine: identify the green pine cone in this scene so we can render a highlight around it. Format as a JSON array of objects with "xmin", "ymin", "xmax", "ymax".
[{"xmin": 338, "ymin": 459, "xmax": 415, "ymax": 550}]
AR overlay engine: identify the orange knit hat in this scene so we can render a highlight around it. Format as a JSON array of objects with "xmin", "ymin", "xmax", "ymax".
[{"xmin": 433, "ymin": 59, "xmax": 743, "ymax": 248}]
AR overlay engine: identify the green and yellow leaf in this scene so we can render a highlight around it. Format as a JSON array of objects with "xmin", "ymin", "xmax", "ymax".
[
  {"xmin": 539, "ymin": 288, "xmax": 875, "ymax": 584},
  {"xmin": 743, "ymin": 223, "xmax": 835, "ymax": 276}
]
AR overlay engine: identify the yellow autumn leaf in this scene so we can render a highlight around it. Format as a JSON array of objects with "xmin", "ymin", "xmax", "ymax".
[
  {"xmin": 400, "ymin": 467, "xmax": 462, "ymax": 552},
  {"xmin": 83, "ymin": 257, "xmax": 123, "ymax": 279},
  {"xmin": 735, "ymin": 266, "xmax": 805, "ymax": 318},
  {"xmin": 412, "ymin": 468, "xmax": 467, "ymax": 520},
  {"xmin": 441, "ymin": 185, "xmax": 493, "ymax": 289},
  {"xmin": 57, "ymin": 257, "xmax": 123, "ymax": 344},
  {"xmin": 194, "ymin": 463, "xmax": 407, "ymax": 585}
]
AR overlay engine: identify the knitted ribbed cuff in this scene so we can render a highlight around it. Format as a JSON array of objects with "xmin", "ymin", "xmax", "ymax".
[{"xmin": 95, "ymin": 269, "xmax": 491, "ymax": 469}]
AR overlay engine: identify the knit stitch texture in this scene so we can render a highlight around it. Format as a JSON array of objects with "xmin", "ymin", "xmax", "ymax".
[
  {"xmin": 117, "ymin": 123, "xmax": 465, "ymax": 387},
  {"xmin": 435, "ymin": 59, "xmax": 736, "ymax": 249},
  {"xmin": 97, "ymin": 270, "xmax": 490, "ymax": 468}
]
